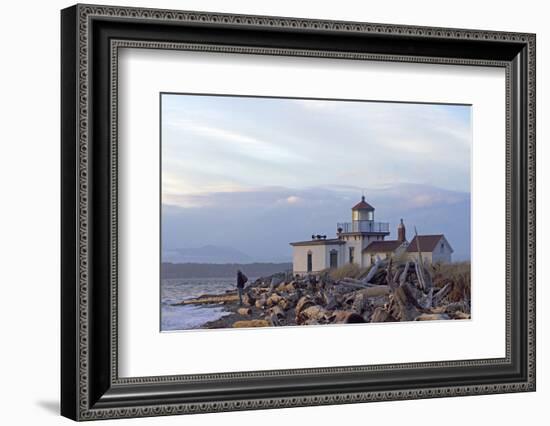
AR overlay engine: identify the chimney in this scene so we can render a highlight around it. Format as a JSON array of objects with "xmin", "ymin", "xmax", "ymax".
[{"xmin": 397, "ymin": 218, "xmax": 406, "ymax": 242}]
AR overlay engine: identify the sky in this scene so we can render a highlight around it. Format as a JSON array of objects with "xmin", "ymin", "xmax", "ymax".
[{"xmin": 161, "ymin": 94, "xmax": 472, "ymax": 262}]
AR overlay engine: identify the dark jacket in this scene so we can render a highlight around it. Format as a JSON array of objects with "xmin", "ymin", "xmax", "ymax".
[{"xmin": 236, "ymin": 271, "xmax": 248, "ymax": 289}]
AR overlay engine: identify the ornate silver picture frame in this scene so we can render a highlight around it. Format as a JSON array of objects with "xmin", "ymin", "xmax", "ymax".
[{"xmin": 61, "ymin": 4, "xmax": 535, "ymax": 421}]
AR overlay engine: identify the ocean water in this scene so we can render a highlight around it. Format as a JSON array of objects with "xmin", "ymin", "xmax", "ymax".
[{"xmin": 161, "ymin": 277, "xmax": 238, "ymax": 331}]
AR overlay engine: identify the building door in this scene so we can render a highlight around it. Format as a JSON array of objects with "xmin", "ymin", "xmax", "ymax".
[
  {"xmin": 349, "ymin": 247, "xmax": 354, "ymax": 264},
  {"xmin": 330, "ymin": 250, "xmax": 338, "ymax": 269},
  {"xmin": 307, "ymin": 251, "xmax": 312, "ymax": 272}
]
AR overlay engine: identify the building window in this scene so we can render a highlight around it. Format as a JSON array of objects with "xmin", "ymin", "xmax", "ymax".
[
  {"xmin": 440, "ymin": 242, "xmax": 445, "ymax": 253},
  {"xmin": 307, "ymin": 251, "xmax": 313, "ymax": 272},
  {"xmin": 330, "ymin": 250, "xmax": 338, "ymax": 269},
  {"xmin": 349, "ymin": 247, "xmax": 354, "ymax": 264}
]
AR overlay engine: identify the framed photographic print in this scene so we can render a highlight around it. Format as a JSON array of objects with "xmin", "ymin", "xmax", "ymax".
[{"xmin": 61, "ymin": 4, "xmax": 536, "ymax": 421}]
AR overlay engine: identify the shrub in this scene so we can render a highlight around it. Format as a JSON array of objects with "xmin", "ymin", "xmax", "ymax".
[
  {"xmin": 432, "ymin": 261, "xmax": 471, "ymax": 302},
  {"xmin": 328, "ymin": 263, "xmax": 368, "ymax": 281}
]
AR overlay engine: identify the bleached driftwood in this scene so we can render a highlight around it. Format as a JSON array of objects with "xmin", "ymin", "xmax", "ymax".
[
  {"xmin": 433, "ymin": 282, "xmax": 453, "ymax": 306},
  {"xmin": 266, "ymin": 293, "xmax": 283, "ymax": 307},
  {"xmin": 232, "ymin": 319, "xmax": 270, "ymax": 328},
  {"xmin": 191, "ymin": 253, "xmax": 470, "ymax": 329},
  {"xmin": 338, "ymin": 278, "xmax": 377, "ymax": 289},
  {"xmin": 399, "ymin": 261, "xmax": 411, "ymax": 286},
  {"xmin": 449, "ymin": 311, "xmax": 470, "ymax": 320},
  {"xmin": 329, "ymin": 310, "xmax": 366, "ymax": 324},
  {"xmin": 394, "ymin": 283, "xmax": 423, "ymax": 321},
  {"xmin": 362, "ymin": 256, "xmax": 383, "ymax": 283},
  {"xmin": 321, "ymin": 291, "xmax": 338, "ymax": 310},
  {"xmin": 266, "ymin": 305, "xmax": 286, "ymax": 326},
  {"xmin": 269, "ymin": 305, "xmax": 285, "ymax": 318},
  {"xmin": 418, "ymin": 288, "xmax": 434, "ymax": 309},
  {"xmin": 415, "ymin": 260, "xmax": 427, "ymax": 291},
  {"xmin": 371, "ymin": 307, "xmax": 397, "ymax": 322},
  {"xmin": 295, "ymin": 295, "xmax": 315, "ymax": 316},
  {"xmin": 254, "ymin": 294, "xmax": 267, "ymax": 309},
  {"xmin": 297, "ymin": 305, "xmax": 330, "ymax": 324},
  {"xmin": 242, "ymin": 291, "xmax": 255, "ymax": 307},
  {"xmin": 176, "ymin": 294, "xmax": 238, "ymax": 305},
  {"xmin": 415, "ymin": 313, "xmax": 450, "ymax": 321},
  {"xmin": 386, "ymin": 258, "xmax": 399, "ymax": 292}
]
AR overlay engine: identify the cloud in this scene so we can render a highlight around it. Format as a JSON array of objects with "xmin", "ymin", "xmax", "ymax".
[
  {"xmin": 161, "ymin": 94, "xmax": 472, "ymax": 200},
  {"xmin": 409, "ymin": 194, "xmax": 450, "ymax": 209},
  {"xmin": 164, "ymin": 118, "xmax": 310, "ymax": 165},
  {"xmin": 162, "ymin": 183, "xmax": 471, "ymax": 261}
]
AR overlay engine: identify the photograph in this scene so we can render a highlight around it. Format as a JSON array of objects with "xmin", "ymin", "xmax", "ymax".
[
  {"xmin": 160, "ymin": 93, "xmax": 472, "ymax": 331},
  {"xmin": 57, "ymin": 3, "xmax": 536, "ymax": 420}
]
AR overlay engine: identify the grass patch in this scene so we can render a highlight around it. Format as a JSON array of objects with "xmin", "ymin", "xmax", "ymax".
[
  {"xmin": 327, "ymin": 263, "xmax": 369, "ymax": 281},
  {"xmin": 432, "ymin": 261, "xmax": 471, "ymax": 302}
]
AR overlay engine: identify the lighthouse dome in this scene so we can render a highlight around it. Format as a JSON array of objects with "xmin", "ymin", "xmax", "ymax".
[
  {"xmin": 351, "ymin": 195, "xmax": 374, "ymax": 211},
  {"xmin": 351, "ymin": 196, "xmax": 374, "ymax": 221}
]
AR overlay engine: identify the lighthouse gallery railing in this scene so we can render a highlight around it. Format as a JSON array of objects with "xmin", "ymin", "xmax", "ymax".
[{"xmin": 337, "ymin": 221, "xmax": 390, "ymax": 233}]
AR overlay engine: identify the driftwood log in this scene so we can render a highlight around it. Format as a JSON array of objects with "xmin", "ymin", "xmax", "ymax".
[
  {"xmin": 237, "ymin": 307, "xmax": 252, "ymax": 316},
  {"xmin": 174, "ymin": 293, "xmax": 238, "ymax": 305},
  {"xmin": 371, "ymin": 307, "xmax": 397, "ymax": 322},
  {"xmin": 255, "ymin": 294, "xmax": 268, "ymax": 309},
  {"xmin": 297, "ymin": 305, "xmax": 330, "ymax": 324},
  {"xmin": 179, "ymin": 255, "xmax": 470, "ymax": 329},
  {"xmin": 399, "ymin": 261, "xmax": 411, "ymax": 286},
  {"xmin": 232, "ymin": 319, "xmax": 270, "ymax": 328},
  {"xmin": 362, "ymin": 256, "xmax": 383, "ymax": 283},
  {"xmin": 415, "ymin": 313, "xmax": 450, "ymax": 321},
  {"xmin": 433, "ymin": 282, "xmax": 453, "ymax": 306},
  {"xmin": 394, "ymin": 283, "xmax": 424, "ymax": 321},
  {"xmin": 329, "ymin": 310, "xmax": 366, "ymax": 324},
  {"xmin": 242, "ymin": 291, "xmax": 255, "ymax": 307}
]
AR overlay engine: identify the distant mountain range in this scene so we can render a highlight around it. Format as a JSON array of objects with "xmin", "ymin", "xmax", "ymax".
[
  {"xmin": 161, "ymin": 262, "xmax": 292, "ymax": 279},
  {"xmin": 162, "ymin": 245, "xmax": 254, "ymax": 264},
  {"xmin": 162, "ymin": 183, "xmax": 471, "ymax": 263}
]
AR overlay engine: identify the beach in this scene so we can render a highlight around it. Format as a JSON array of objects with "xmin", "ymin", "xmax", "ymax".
[{"xmin": 166, "ymin": 260, "xmax": 471, "ymax": 331}]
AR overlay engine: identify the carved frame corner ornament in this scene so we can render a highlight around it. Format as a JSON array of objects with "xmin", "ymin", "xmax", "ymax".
[{"xmin": 61, "ymin": 3, "xmax": 535, "ymax": 421}]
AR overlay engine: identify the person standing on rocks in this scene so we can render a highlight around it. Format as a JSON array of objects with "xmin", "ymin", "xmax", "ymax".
[{"xmin": 236, "ymin": 269, "xmax": 248, "ymax": 306}]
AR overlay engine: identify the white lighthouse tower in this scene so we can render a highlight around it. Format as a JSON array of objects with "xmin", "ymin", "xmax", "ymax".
[
  {"xmin": 336, "ymin": 196, "xmax": 390, "ymax": 266},
  {"xmin": 351, "ymin": 195, "xmax": 375, "ymax": 229}
]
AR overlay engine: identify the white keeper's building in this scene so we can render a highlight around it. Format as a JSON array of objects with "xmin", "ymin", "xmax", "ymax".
[{"xmin": 289, "ymin": 196, "xmax": 453, "ymax": 275}]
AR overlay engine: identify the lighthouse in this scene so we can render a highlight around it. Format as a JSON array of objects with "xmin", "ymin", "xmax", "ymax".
[
  {"xmin": 336, "ymin": 196, "xmax": 391, "ymax": 266},
  {"xmin": 338, "ymin": 195, "xmax": 389, "ymax": 235},
  {"xmin": 351, "ymin": 195, "xmax": 375, "ymax": 230},
  {"xmin": 289, "ymin": 195, "xmax": 452, "ymax": 275}
]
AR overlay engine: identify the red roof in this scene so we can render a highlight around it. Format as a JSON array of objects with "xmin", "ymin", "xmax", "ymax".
[
  {"xmin": 363, "ymin": 240, "xmax": 403, "ymax": 253},
  {"xmin": 406, "ymin": 235, "xmax": 446, "ymax": 253},
  {"xmin": 352, "ymin": 196, "xmax": 374, "ymax": 211}
]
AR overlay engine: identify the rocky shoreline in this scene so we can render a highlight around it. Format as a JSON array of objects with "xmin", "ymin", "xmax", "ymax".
[{"xmin": 173, "ymin": 258, "xmax": 471, "ymax": 329}]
